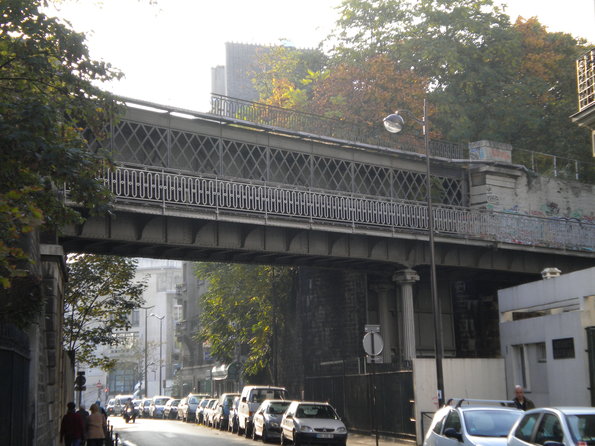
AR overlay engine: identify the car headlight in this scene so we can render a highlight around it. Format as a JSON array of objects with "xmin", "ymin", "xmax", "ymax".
[
  {"xmin": 300, "ymin": 425, "xmax": 313, "ymax": 432},
  {"xmin": 270, "ymin": 422, "xmax": 279, "ymax": 428},
  {"xmin": 336, "ymin": 427, "xmax": 347, "ymax": 433}
]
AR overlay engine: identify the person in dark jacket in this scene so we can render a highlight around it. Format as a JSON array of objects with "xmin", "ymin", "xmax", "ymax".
[
  {"xmin": 60, "ymin": 402, "xmax": 86, "ymax": 446},
  {"xmin": 513, "ymin": 385, "xmax": 535, "ymax": 410}
]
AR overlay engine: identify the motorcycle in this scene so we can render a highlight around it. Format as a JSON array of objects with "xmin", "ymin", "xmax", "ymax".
[{"xmin": 123, "ymin": 406, "xmax": 136, "ymax": 424}]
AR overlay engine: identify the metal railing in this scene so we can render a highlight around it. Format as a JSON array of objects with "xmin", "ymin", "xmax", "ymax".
[
  {"xmin": 103, "ymin": 165, "xmax": 595, "ymax": 253},
  {"xmin": 210, "ymin": 94, "xmax": 467, "ymax": 159},
  {"xmin": 209, "ymin": 95, "xmax": 595, "ymax": 184},
  {"xmin": 577, "ymin": 48, "xmax": 595, "ymax": 112}
]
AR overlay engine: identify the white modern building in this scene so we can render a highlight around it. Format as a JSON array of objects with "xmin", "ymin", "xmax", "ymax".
[
  {"xmin": 498, "ymin": 267, "xmax": 595, "ymax": 407},
  {"xmin": 81, "ymin": 258, "xmax": 184, "ymax": 408}
]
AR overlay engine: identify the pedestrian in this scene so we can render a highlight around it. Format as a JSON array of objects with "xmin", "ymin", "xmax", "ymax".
[
  {"xmin": 76, "ymin": 404, "xmax": 89, "ymax": 446},
  {"xmin": 60, "ymin": 401, "xmax": 85, "ymax": 446},
  {"xmin": 86, "ymin": 403, "xmax": 107, "ymax": 446},
  {"xmin": 513, "ymin": 385, "xmax": 535, "ymax": 410}
]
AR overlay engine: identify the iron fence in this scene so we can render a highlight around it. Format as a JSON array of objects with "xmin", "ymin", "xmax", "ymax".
[
  {"xmin": 304, "ymin": 371, "xmax": 416, "ymax": 438},
  {"xmin": 210, "ymin": 94, "xmax": 467, "ymax": 159},
  {"xmin": 103, "ymin": 164, "xmax": 595, "ymax": 253}
]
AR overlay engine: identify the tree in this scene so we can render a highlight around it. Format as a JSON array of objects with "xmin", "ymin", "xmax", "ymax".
[
  {"xmin": 194, "ymin": 263, "xmax": 293, "ymax": 381},
  {"xmin": 64, "ymin": 254, "xmax": 146, "ymax": 369},
  {"xmin": 0, "ymin": 0, "xmax": 121, "ymax": 302}
]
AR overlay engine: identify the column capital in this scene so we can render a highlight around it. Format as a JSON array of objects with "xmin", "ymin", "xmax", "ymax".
[{"xmin": 392, "ymin": 268, "xmax": 420, "ymax": 284}]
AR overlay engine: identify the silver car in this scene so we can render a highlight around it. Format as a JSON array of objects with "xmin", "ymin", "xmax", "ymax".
[
  {"xmin": 252, "ymin": 399, "xmax": 291, "ymax": 442},
  {"xmin": 424, "ymin": 400, "xmax": 522, "ymax": 446},
  {"xmin": 508, "ymin": 407, "xmax": 595, "ymax": 446}
]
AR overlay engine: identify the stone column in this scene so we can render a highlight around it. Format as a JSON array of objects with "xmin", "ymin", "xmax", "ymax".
[
  {"xmin": 371, "ymin": 283, "xmax": 396, "ymax": 364},
  {"xmin": 392, "ymin": 269, "xmax": 420, "ymax": 362}
]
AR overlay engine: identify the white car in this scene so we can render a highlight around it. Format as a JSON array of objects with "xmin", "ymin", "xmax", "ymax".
[
  {"xmin": 237, "ymin": 385, "xmax": 287, "ymax": 437},
  {"xmin": 508, "ymin": 407, "xmax": 595, "ymax": 446},
  {"xmin": 252, "ymin": 399, "xmax": 291, "ymax": 442},
  {"xmin": 280, "ymin": 401, "xmax": 347, "ymax": 446},
  {"xmin": 424, "ymin": 399, "xmax": 522, "ymax": 446}
]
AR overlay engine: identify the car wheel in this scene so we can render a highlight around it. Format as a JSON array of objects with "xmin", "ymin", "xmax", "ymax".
[
  {"xmin": 238, "ymin": 424, "xmax": 244, "ymax": 436},
  {"xmin": 280, "ymin": 432, "xmax": 288, "ymax": 445},
  {"xmin": 292, "ymin": 431, "xmax": 301, "ymax": 446},
  {"xmin": 245, "ymin": 423, "xmax": 252, "ymax": 438},
  {"xmin": 262, "ymin": 426, "xmax": 269, "ymax": 443},
  {"xmin": 252, "ymin": 425, "xmax": 258, "ymax": 441}
]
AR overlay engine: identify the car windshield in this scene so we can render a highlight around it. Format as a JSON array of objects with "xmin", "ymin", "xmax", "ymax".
[
  {"xmin": 252, "ymin": 389, "xmax": 287, "ymax": 403},
  {"xmin": 464, "ymin": 410, "xmax": 522, "ymax": 437},
  {"xmin": 268, "ymin": 402, "xmax": 291, "ymax": 415},
  {"xmin": 189, "ymin": 397, "xmax": 197, "ymax": 404},
  {"xmin": 296, "ymin": 404, "xmax": 337, "ymax": 419},
  {"xmin": 566, "ymin": 414, "xmax": 595, "ymax": 444},
  {"xmin": 155, "ymin": 398, "xmax": 169, "ymax": 405}
]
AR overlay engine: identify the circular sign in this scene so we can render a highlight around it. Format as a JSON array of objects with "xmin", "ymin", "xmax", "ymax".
[
  {"xmin": 96, "ymin": 381, "xmax": 103, "ymax": 389},
  {"xmin": 362, "ymin": 332, "xmax": 384, "ymax": 356},
  {"xmin": 74, "ymin": 374, "xmax": 86, "ymax": 387}
]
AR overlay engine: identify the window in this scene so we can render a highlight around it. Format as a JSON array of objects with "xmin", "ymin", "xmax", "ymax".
[
  {"xmin": 537, "ymin": 342, "xmax": 547, "ymax": 363},
  {"xmin": 443, "ymin": 411, "xmax": 461, "ymax": 433},
  {"xmin": 552, "ymin": 338, "xmax": 575, "ymax": 359},
  {"xmin": 433, "ymin": 412, "xmax": 447, "ymax": 434},
  {"xmin": 130, "ymin": 309, "xmax": 140, "ymax": 327},
  {"xmin": 535, "ymin": 413, "xmax": 563, "ymax": 445},
  {"xmin": 514, "ymin": 413, "xmax": 540, "ymax": 442},
  {"xmin": 512, "ymin": 345, "xmax": 529, "ymax": 389}
]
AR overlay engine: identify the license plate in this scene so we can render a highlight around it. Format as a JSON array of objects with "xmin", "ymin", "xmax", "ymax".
[{"xmin": 316, "ymin": 433, "xmax": 333, "ymax": 439}]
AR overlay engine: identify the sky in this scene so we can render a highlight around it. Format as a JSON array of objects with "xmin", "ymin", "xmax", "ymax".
[{"xmin": 47, "ymin": 0, "xmax": 595, "ymax": 113}]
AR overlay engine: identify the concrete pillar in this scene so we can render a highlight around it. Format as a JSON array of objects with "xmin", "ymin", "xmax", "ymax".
[
  {"xmin": 371, "ymin": 283, "xmax": 396, "ymax": 364},
  {"xmin": 392, "ymin": 269, "xmax": 420, "ymax": 362}
]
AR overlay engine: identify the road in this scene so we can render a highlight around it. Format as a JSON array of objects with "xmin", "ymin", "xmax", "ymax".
[
  {"xmin": 109, "ymin": 415, "xmax": 408, "ymax": 446},
  {"xmin": 110, "ymin": 416, "xmax": 268, "ymax": 446}
]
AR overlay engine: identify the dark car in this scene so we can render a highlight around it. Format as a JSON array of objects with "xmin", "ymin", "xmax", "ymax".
[
  {"xmin": 213, "ymin": 393, "xmax": 240, "ymax": 430},
  {"xmin": 228, "ymin": 396, "xmax": 240, "ymax": 433},
  {"xmin": 163, "ymin": 399, "xmax": 181, "ymax": 419}
]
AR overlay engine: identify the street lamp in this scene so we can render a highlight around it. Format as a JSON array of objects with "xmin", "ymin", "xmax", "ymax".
[
  {"xmin": 150, "ymin": 313, "xmax": 165, "ymax": 395},
  {"xmin": 383, "ymin": 98, "xmax": 445, "ymax": 407},
  {"xmin": 141, "ymin": 306, "xmax": 155, "ymax": 398}
]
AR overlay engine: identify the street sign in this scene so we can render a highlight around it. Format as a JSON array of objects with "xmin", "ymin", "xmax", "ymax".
[
  {"xmin": 366, "ymin": 355, "xmax": 384, "ymax": 364},
  {"xmin": 95, "ymin": 381, "xmax": 103, "ymax": 389},
  {"xmin": 362, "ymin": 331, "xmax": 384, "ymax": 356},
  {"xmin": 364, "ymin": 324, "xmax": 380, "ymax": 333}
]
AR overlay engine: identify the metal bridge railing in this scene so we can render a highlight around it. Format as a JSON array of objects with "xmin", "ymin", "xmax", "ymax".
[
  {"xmin": 210, "ymin": 94, "xmax": 467, "ymax": 159},
  {"xmin": 104, "ymin": 165, "xmax": 595, "ymax": 253}
]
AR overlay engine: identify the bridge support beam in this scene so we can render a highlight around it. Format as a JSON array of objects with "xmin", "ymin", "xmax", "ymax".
[
  {"xmin": 393, "ymin": 269, "xmax": 420, "ymax": 362},
  {"xmin": 371, "ymin": 282, "xmax": 397, "ymax": 364}
]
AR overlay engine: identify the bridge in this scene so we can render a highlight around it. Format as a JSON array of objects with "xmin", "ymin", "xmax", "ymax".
[{"xmin": 60, "ymin": 96, "xmax": 595, "ymax": 275}]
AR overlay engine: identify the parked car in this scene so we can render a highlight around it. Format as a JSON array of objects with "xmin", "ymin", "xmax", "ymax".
[
  {"xmin": 106, "ymin": 399, "xmax": 116, "ymax": 416},
  {"xmin": 213, "ymin": 393, "xmax": 240, "ymax": 430},
  {"xmin": 140, "ymin": 398, "xmax": 152, "ymax": 418},
  {"xmin": 424, "ymin": 399, "xmax": 522, "ymax": 446},
  {"xmin": 178, "ymin": 394, "xmax": 204, "ymax": 422},
  {"xmin": 149, "ymin": 396, "xmax": 171, "ymax": 419},
  {"xmin": 508, "ymin": 407, "xmax": 595, "ymax": 446},
  {"xmin": 252, "ymin": 399, "xmax": 291, "ymax": 443},
  {"xmin": 228, "ymin": 396, "xmax": 240, "ymax": 433},
  {"xmin": 196, "ymin": 397, "xmax": 212, "ymax": 424},
  {"xmin": 163, "ymin": 398, "xmax": 181, "ymax": 419},
  {"xmin": 238, "ymin": 385, "xmax": 288, "ymax": 437},
  {"xmin": 280, "ymin": 400, "xmax": 347, "ymax": 446},
  {"xmin": 204, "ymin": 399, "xmax": 219, "ymax": 427}
]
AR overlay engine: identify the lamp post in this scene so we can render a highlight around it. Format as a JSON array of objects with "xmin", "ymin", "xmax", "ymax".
[
  {"xmin": 383, "ymin": 99, "xmax": 445, "ymax": 407},
  {"xmin": 141, "ymin": 306, "xmax": 155, "ymax": 398},
  {"xmin": 150, "ymin": 313, "xmax": 165, "ymax": 395}
]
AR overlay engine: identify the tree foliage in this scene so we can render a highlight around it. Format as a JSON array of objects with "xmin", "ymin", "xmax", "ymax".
[
  {"xmin": 64, "ymin": 254, "xmax": 146, "ymax": 369},
  {"xmin": 0, "ymin": 0, "xmax": 122, "ymax": 296},
  {"xmin": 255, "ymin": 0, "xmax": 591, "ymax": 160},
  {"xmin": 194, "ymin": 263, "xmax": 293, "ymax": 381}
]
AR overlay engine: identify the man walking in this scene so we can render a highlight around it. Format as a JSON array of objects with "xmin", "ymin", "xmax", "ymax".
[
  {"xmin": 513, "ymin": 385, "xmax": 535, "ymax": 410},
  {"xmin": 60, "ymin": 402, "xmax": 85, "ymax": 446}
]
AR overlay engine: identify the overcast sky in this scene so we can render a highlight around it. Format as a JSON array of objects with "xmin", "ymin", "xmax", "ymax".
[{"xmin": 48, "ymin": 0, "xmax": 595, "ymax": 112}]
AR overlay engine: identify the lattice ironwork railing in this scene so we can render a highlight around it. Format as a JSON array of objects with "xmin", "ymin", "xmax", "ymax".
[
  {"xmin": 97, "ymin": 119, "xmax": 467, "ymax": 207},
  {"xmin": 577, "ymin": 49, "xmax": 595, "ymax": 112},
  {"xmin": 210, "ymin": 94, "xmax": 468, "ymax": 159},
  {"xmin": 104, "ymin": 165, "xmax": 595, "ymax": 253}
]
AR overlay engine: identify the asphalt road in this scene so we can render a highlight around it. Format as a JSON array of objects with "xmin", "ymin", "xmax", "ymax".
[{"xmin": 110, "ymin": 415, "xmax": 412, "ymax": 446}]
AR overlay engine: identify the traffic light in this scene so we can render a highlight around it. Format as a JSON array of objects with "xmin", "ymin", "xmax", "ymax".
[{"xmin": 74, "ymin": 371, "xmax": 87, "ymax": 391}]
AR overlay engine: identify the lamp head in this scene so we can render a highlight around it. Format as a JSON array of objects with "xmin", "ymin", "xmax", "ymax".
[{"xmin": 383, "ymin": 112, "xmax": 405, "ymax": 133}]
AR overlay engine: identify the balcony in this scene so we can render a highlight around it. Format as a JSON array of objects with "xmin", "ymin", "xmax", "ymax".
[{"xmin": 577, "ymin": 48, "xmax": 595, "ymax": 113}]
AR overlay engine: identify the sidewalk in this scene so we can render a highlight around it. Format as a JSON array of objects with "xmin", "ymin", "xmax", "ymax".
[{"xmin": 348, "ymin": 433, "xmax": 417, "ymax": 446}]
